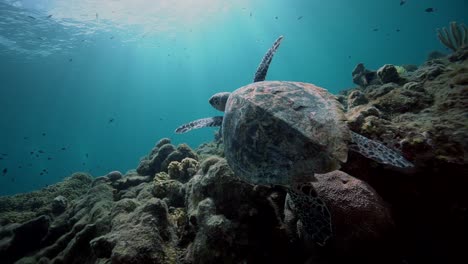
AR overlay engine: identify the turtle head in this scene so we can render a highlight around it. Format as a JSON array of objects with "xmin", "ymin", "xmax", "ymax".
[{"xmin": 209, "ymin": 92, "xmax": 231, "ymax": 112}]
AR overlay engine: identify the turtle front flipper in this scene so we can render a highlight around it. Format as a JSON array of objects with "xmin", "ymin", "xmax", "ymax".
[
  {"xmin": 253, "ymin": 35, "xmax": 284, "ymax": 82},
  {"xmin": 287, "ymin": 182, "xmax": 332, "ymax": 246},
  {"xmin": 349, "ymin": 131, "xmax": 414, "ymax": 168},
  {"xmin": 175, "ymin": 116, "xmax": 223, "ymax": 134}
]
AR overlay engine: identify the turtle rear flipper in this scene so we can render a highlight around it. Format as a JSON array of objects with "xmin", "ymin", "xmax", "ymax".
[
  {"xmin": 287, "ymin": 182, "xmax": 332, "ymax": 246},
  {"xmin": 175, "ymin": 116, "xmax": 223, "ymax": 134},
  {"xmin": 253, "ymin": 35, "xmax": 284, "ymax": 82},
  {"xmin": 349, "ymin": 131, "xmax": 414, "ymax": 168}
]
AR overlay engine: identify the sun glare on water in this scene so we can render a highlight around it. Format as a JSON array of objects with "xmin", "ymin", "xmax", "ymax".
[{"xmin": 45, "ymin": 0, "xmax": 237, "ymax": 32}]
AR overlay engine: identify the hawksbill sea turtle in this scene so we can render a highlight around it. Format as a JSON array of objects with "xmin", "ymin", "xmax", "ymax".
[{"xmin": 175, "ymin": 36, "xmax": 413, "ymax": 245}]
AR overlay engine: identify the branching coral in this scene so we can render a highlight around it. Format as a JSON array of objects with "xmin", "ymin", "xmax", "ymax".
[{"xmin": 437, "ymin": 21, "xmax": 467, "ymax": 52}]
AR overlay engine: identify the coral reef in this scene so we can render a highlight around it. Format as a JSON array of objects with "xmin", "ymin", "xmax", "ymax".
[
  {"xmin": 0, "ymin": 49, "xmax": 467, "ymax": 264},
  {"xmin": 0, "ymin": 173, "xmax": 92, "ymax": 224},
  {"xmin": 137, "ymin": 138, "xmax": 198, "ymax": 177}
]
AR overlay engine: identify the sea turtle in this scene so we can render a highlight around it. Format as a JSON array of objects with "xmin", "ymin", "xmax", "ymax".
[{"xmin": 175, "ymin": 36, "xmax": 413, "ymax": 245}]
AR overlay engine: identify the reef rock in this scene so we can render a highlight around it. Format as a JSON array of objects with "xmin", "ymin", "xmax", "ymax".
[
  {"xmin": 106, "ymin": 170, "xmax": 123, "ymax": 182},
  {"xmin": 347, "ymin": 90, "xmax": 368, "ymax": 109},
  {"xmin": 137, "ymin": 138, "xmax": 198, "ymax": 177},
  {"xmin": 352, "ymin": 63, "xmax": 380, "ymax": 87},
  {"xmin": 167, "ymin": 158, "xmax": 199, "ymax": 183},
  {"xmin": 51, "ymin": 195, "xmax": 67, "ymax": 215},
  {"xmin": 90, "ymin": 198, "xmax": 177, "ymax": 263},
  {"xmin": 377, "ymin": 64, "xmax": 402, "ymax": 84},
  {"xmin": 0, "ymin": 173, "xmax": 92, "ymax": 225},
  {"xmin": 185, "ymin": 158, "xmax": 295, "ymax": 264},
  {"xmin": 0, "ymin": 215, "xmax": 51, "ymax": 263},
  {"xmin": 285, "ymin": 171, "xmax": 394, "ymax": 253}
]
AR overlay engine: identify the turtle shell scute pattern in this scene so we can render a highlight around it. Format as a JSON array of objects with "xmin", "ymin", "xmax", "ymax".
[{"xmin": 223, "ymin": 81, "xmax": 350, "ymax": 186}]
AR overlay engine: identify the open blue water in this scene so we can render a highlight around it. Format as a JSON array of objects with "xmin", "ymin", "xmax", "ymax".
[{"xmin": 0, "ymin": 0, "xmax": 466, "ymax": 195}]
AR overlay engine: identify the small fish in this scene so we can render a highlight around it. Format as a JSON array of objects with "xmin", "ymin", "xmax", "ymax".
[
  {"xmin": 373, "ymin": 28, "xmax": 379, "ymax": 32},
  {"xmin": 108, "ymin": 118, "xmax": 114, "ymax": 123},
  {"xmin": 2, "ymin": 153, "xmax": 8, "ymax": 156},
  {"xmin": 61, "ymin": 147, "xmax": 67, "ymax": 150},
  {"xmin": 24, "ymin": 137, "xmax": 29, "ymax": 140},
  {"xmin": 47, "ymin": 157, "xmax": 52, "ymax": 160},
  {"xmin": 297, "ymin": 16, "xmax": 303, "ymax": 20},
  {"xmin": 69, "ymin": 58, "xmax": 73, "ymax": 62},
  {"xmin": 35, "ymin": 154, "xmax": 39, "ymax": 158},
  {"xmin": 110, "ymin": 36, "xmax": 114, "ymax": 39},
  {"xmin": 348, "ymin": 55, "xmax": 351, "ymax": 59},
  {"xmin": 425, "ymin": 7, "xmax": 435, "ymax": 13},
  {"xmin": 249, "ymin": 12, "xmax": 252, "ymax": 17},
  {"xmin": 400, "ymin": 0, "xmax": 406, "ymax": 6},
  {"xmin": 18, "ymin": 166, "xmax": 22, "ymax": 168},
  {"xmin": 38, "ymin": 150, "xmax": 44, "ymax": 153},
  {"xmin": 82, "ymin": 162, "xmax": 86, "ymax": 166},
  {"xmin": 42, "ymin": 132, "xmax": 46, "ymax": 136},
  {"xmin": 0, "ymin": 157, "xmax": 3, "ymax": 160},
  {"xmin": 30, "ymin": 151, "xmax": 34, "ymax": 155},
  {"xmin": 40, "ymin": 172, "xmax": 44, "ymax": 175},
  {"xmin": 47, "ymin": 14, "xmax": 52, "ymax": 18},
  {"xmin": 275, "ymin": 16, "xmax": 278, "ymax": 19},
  {"xmin": 2, "ymin": 168, "xmax": 7, "ymax": 175},
  {"xmin": 85, "ymin": 153, "xmax": 88, "ymax": 158},
  {"xmin": 27, "ymin": 15, "xmax": 36, "ymax": 20}
]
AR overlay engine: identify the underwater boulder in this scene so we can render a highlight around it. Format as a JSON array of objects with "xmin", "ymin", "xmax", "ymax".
[
  {"xmin": 137, "ymin": 139, "xmax": 198, "ymax": 177},
  {"xmin": 377, "ymin": 64, "xmax": 402, "ymax": 84},
  {"xmin": 106, "ymin": 171, "xmax": 123, "ymax": 182},
  {"xmin": 152, "ymin": 172, "xmax": 186, "ymax": 208},
  {"xmin": 285, "ymin": 171, "xmax": 394, "ymax": 255},
  {"xmin": 51, "ymin": 195, "xmax": 67, "ymax": 215},
  {"xmin": 352, "ymin": 63, "xmax": 379, "ymax": 87},
  {"xmin": 347, "ymin": 90, "xmax": 368, "ymax": 109}
]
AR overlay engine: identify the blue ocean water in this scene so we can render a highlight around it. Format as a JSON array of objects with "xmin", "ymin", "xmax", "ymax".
[{"xmin": 0, "ymin": 0, "xmax": 466, "ymax": 195}]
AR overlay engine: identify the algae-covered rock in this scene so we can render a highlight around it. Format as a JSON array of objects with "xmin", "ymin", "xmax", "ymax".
[
  {"xmin": 185, "ymin": 158, "xmax": 294, "ymax": 263},
  {"xmin": 136, "ymin": 138, "xmax": 198, "ymax": 177},
  {"xmin": 91, "ymin": 198, "xmax": 176, "ymax": 264},
  {"xmin": 347, "ymin": 90, "xmax": 368, "ymax": 109},
  {"xmin": 112, "ymin": 175, "xmax": 152, "ymax": 190},
  {"xmin": 352, "ymin": 63, "xmax": 379, "ymax": 87},
  {"xmin": 51, "ymin": 195, "xmax": 67, "ymax": 215},
  {"xmin": 153, "ymin": 172, "xmax": 185, "ymax": 207},
  {"xmin": 285, "ymin": 171, "xmax": 394, "ymax": 253},
  {"xmin": 0, "ymin": 215, "xmax": 51, "ymax": 263},
  {"xmin": 377, "ymin": 64, "xmax": 402, "ymax": 84},
  {"xmin": 167, "ymin": 157, "xmax": 199, "ymax": 183},
  {"xmin": 0, "ymin": 173, "xmax": 92, "ymax": 225},
  {"xmin": 186, "ymin": 198, "xmax": 235, "ymax": 264},
  {"xmin": 106, "ymin": 171, "xmax": 122, "ymax": 182}
]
